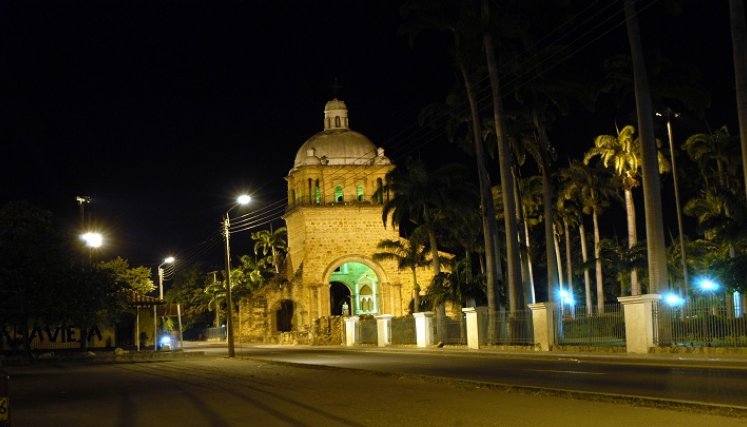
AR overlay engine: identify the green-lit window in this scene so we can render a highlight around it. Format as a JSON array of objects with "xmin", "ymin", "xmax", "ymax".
[
  {"xmin": 356, "ymin": 185, "xmax": 364, "ymax": 202},
  {"xmin": 314, "ymin": 180, "xmax": 321, "ymax": 204},
  {"xmin": 335, "ymin": 185, "xmax": 344, "ymax": 202}
]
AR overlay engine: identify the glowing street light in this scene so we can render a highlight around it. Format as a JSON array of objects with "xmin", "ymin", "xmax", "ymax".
[
  {"xmin": 80, "ymin": 232, "xmax": 103, "ymax": 248},
  {"xmin": 223, "ymin": 194, "xmax": 251, "ymax": 358}
]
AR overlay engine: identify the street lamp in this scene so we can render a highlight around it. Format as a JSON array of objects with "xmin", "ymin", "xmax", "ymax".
[
  {"xmin": 158, "ymin": 256, "xmax": 176, "ymax": 299},
  {"xmin": 154, "ymin": 256, "xmax": 175, "ymax": 351},
  {"xmin": 80, "ymin": 232, "xmax": 103, "ymax": 265},
  {"xmin": 656, "ymin": 108, "xmax": 688, "ymax": 296},
  {"xmin": 80, "ymin": 232, "xmax": 103, "ymax": 248},
  {"xmin": 224, "ymin": 194, "xmax": 251, "ymax": 358}
]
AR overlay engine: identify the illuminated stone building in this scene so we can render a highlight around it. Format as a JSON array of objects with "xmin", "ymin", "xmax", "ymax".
[{"xmin": 239, "ymin": 98, "xmax": 435, "ymax": 343}]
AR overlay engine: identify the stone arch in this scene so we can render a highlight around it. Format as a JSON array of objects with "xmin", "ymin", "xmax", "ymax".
[
  {"xmin": 321, "ymin": 255, "xmax": 389, "ymax": 285},
  {"xmin": 268, "ymin": 297, "xmax": 305, "ymax": 333},
  {"xmin": 329, "ymin": 281, "xmax": 352, "ymax": 316},
  {"xmin": 322, "ymin": 256, "xmax": 387, "ymax": 316}
]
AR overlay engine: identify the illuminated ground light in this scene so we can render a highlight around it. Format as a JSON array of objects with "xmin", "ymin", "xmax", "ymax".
[
  {"xmin": 663, "ymin": 292, "xmax": 685, "ymax": 307},
  {"xmin": 559, "ymin": 289, "xmax": 575, "ymax": 305},
  {"xmin": 696, "ymin": 277, "xmax": 720, "ymax": 292},
  {"xmin": 159, "ymin": 335, "xmax": 172, "ymax": 349}
]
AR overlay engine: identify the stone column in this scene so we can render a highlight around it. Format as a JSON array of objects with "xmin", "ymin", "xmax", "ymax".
[
  {"xmin": 618, "ymin": 294, "xmax": 661, "ymax": 354},
  {"xmin": 344, "ymin": 316, "xmax": 360, "ymax": 347},
  {"xmin": 375, "ymin": 314, "xmax": 393, "ymax": 347},
  {"xmin": 462, "ymin": 307, "xmax": 487, "ymax": 349},
  {"xmin": 413, "ymin": 311, "xmax": 435, "ymax": 348},
  {"xmin": 528, "ymin": 302, "xmax": 557, "ymax": 351}
]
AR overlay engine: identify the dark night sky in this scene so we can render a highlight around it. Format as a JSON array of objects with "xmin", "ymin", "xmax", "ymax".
[{"xmin": 0, "ymin": 0, "xmax": 739, "ymax": 271}]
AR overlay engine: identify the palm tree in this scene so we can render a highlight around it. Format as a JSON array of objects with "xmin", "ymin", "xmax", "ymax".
[
  {"xmin": 482, "ymin": 0, "xmax": 523, "ymax": 315},
  {"xmin": 251, "ymin": 226, "xmax": 287, "ymax": 274},
  {"xmin": 562, "ymin": 161, "xmax": 616, "ymax": 314},
  {"xmin": 373, "ymin": 231, "xmax": 431, "ymax": 313},
  {"xmin": 584, "ymin": 125, "xmax": 641, "ymax": 295},
  {"xmin": 585, "ymin": 125, "xmax": 670, "ymax": 295},
  {"xmin": 623, "ymin": 0, "xmax": 669, "ymax": 295}
]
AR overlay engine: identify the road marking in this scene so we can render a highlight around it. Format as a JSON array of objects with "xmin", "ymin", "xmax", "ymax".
[{"xmin": 525, "ymin": 369, "xmax": 604, "ymax": 375}]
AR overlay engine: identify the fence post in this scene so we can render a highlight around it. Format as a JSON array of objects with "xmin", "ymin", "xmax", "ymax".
[
  {"xmin": 618, "ymin": 294, "xmax": 661, "ymax": 354},
  {"xmin": 462, "ymin": 307, "xmax": 486, "ymax": 349},
  {"xmin": 413, "ymin": 311, "xmax": 435, "ymax": 348},
  {"xmin": 375, "ymin": 314, "xmax": 394, "ymax": 347},
  {"xmin": 528, "ymin": 302, "xmax": 557, "ymax": 351},
  {"xmin": 344, "ymin": 316, "xmax": 360, "ymax": 347}
]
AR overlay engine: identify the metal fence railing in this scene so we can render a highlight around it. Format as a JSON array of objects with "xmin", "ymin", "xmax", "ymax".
[
  {"xmin": 654, "ymin": 297, "xmax": 747, "ymax": 348},
  {"xmin": 205, "ymin": 326, "xmax": 226, "ymax": 340},
  {"xmin": 440, "ymin": 315, "xmax": 466, "ymax": 345},
  {"xmin": 487, "ymin": 309, "xmax": 534, "ymax": 346},
  {"xmin": 359, "ymin": 317, "xmax": 378, "ymax": 345},
  {"xmin": 556, "ymin": 304, "xmax": 626, "ymax": 347},
  {"xmin": 391, "ymin": 317, "xmax": 417, "ymax": 345}
]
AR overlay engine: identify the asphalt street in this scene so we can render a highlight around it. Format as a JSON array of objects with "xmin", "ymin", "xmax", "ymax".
[
  {"xmin": 228, "ymin": 344, "xmax": 747, "ymax": 408},
  {"xmin": 5, "ymin": 355, "xmax": 747, "ymax": 427}
]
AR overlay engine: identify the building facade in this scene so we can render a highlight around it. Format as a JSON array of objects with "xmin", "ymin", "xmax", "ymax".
[{"xmin": 238, "ymin": 98, "xmax": 434, "ymax": 343}]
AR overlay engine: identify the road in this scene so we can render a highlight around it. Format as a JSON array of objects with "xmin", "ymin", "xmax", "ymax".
[
  {"xmin": 5, "ymin": 354, "xmax": 747, "ymax": 427},
  {"xmin": 225, "ymin": 345, "xmax": 747, "ymax": 408}
]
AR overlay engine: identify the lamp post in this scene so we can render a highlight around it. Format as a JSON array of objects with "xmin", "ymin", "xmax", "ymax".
[
  {"xmin": 223, "ymin": 194, "xmax": 251, "ymax": 358},
  {"xmin": 154, "ymin": 256, "xmax": 175, "ymax": 351},
  {"xmin": 657, "ymin": 108, "xmax": 688, "ymax": 297}
]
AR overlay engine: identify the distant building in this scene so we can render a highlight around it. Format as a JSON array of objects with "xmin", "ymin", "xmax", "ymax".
[{"xmin": 238, "ymin": 98, "xmax": 435, "ymax": 343}]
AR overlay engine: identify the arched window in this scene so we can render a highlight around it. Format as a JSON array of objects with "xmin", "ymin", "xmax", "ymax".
[
  {"xmin": 327, "ymin": 118, "xmax": 331, "ymax": 128},
  {"xmin": 335, "ymin": 185, "xmax": 344, "ymax": 202},
  {"xmin": 314, "ymin": 179, "xmax": 321, "ymax": 204},
  {"xmin": 356, "ymin": 185, "xmax": 364, "ymax": 202},
  {"xmin": 335, "ymin": 116, "xmax": 341, "ymax": 127},
  {"xmin": 307, "ymin": 178, "xmax": 313, "ymax": 204},
  {"xmin": 376, "ymin": 178, "xmax": 384, "ymax": 204}
]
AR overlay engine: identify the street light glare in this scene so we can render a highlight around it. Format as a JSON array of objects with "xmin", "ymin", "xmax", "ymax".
[
  {"xmin": 163, "ymin": 256, "xmax": 175, "ymax": 264},
  {"xmin": 237, "ymin": 194, "xmax": 251, "ymax": 205},
  {"xmin": 81, "ymin": 232, "xmax": 103, "ymax": 248},
  {"xmin": 663, "ymin": 293, "xmax": 685, "ymax": 307}
]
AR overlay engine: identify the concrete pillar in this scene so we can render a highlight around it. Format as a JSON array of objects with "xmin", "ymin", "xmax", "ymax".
[
  {"xmin": 528, "ymin": 302, "xmax": 557, "ymax": 351},
  {"xmin": 375, "ymin": 314, "xmax": 394, "ymax": 347},
  {"xmin": 618, "ymin": 294, "xmax": 661, "ymax": 354},
  {"xmin": 344, "ymin": 316, "xmax": 360, "ymax": 347},
  {"xmin": 462, "ymin": 307, "xmax": 487, "ymax": 349},
  {"xmin": 413, "ymin": 311, "xmax": 435, "ymax": 348}
]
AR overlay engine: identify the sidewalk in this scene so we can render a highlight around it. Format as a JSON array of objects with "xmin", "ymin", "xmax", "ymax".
[{"xmin": 218, "ymin": 340, "xmax": 747, "ymax": 370}]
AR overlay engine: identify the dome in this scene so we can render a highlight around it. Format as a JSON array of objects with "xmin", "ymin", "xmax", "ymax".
[
  {"xmin": 294, "ymin": 129, "xmax": 377, "ymax": 168},
  {"xmin": 292, "ymin": 98, "xmax": 384, "ymax": 169}
]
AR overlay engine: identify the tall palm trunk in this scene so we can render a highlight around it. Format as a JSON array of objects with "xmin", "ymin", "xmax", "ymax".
[
  {"xmin": 410, "ymin": 267, "xmax": 421, "ymax": 313},
  {"xmin": 593, "ymin": 209, "xmax": 605, "ymax": 314},
  {"xmin": 579, "ymin": 221, "xmax": 593, "ymax": 315},
  {"xmin": 460, "ymin": 64, "xmax": 502, "ymax": 342},
  {"xmin": 730, "ymin": 0, "xmax": 747, "ymax": 204},
  {"xmin": 532, "ymin": 111, "xmax": 559, "ymax": 302},
  {"xmin": 484, "ymin": 30, "xmax": 523, "ymax": 314},
  {"xmin": 564, "ymin": 220, "xmax": 574, "ymax": 306},
  {"xmin": 624, "ymin": 0, "xmax": 668, "ymax": 293},
  {"xmin": 623, "ymin": 188, "xmax": 639, "ymax": 295},
  {"xmin": 514, "ymin": 167, "xmax": 536, "ymax": 304}
]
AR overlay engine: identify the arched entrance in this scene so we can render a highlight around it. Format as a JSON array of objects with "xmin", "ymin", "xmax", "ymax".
[
  {"xmin": 328, "ymin": 261, "xmax": 380, "ymax": 315},
  {"xmin": 275, "ymin": 300, "xmax": 294, "ymax": 332},
  {"xmin": 330, "ymin": 282, "xmax": 351, "ymax": 316}
]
